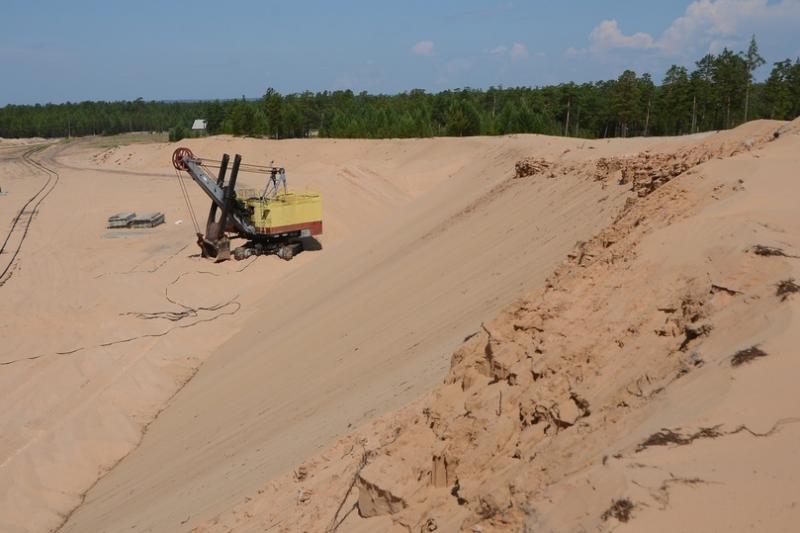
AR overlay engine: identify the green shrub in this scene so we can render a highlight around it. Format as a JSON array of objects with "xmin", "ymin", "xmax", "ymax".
[{"xmin": 169, "ymin": 125, "xmax": 186, "ymax": 142}]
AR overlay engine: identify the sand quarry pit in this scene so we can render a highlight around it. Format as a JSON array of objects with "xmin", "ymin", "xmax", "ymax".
[{"xmin": 1, "ymin": 121, "xmax": 799, "ymax": 532}]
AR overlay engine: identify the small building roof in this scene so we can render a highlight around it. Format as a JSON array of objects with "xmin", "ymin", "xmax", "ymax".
[{"xmin": 192, "ymin": 119, "xmax": 207, "ymax": 130}]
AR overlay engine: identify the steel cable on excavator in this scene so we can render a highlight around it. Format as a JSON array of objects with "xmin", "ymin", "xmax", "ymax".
[{"xmin": 174, "ymin": 167, "xmax": 201, "ymax": 234}]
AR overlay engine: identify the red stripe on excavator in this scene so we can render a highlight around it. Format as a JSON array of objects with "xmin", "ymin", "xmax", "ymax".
[{"xmin": 256, "ymin": 220, "xmax": 323, "ymax": 235}]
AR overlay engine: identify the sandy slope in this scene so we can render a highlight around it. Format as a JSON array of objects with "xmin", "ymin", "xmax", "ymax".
[
  {"xmin": 61, "ymin": 123, "xmax": 792, "ymax": 533},
  {"xmin": 59, "ymin": 132, "xmax": 660, "ymax": 533},
  {"xmin": 47, "ymin": 131, "xmax": 693, "ymax": 533},
  {"xmin": 0, "ymin": 132, "xmax": 640, "ymax": 533},
  {"xmin": 3, "ymin": 123, "xmax": 794, "ymax": 533},
  {"xmin": 0, "ymin": 134, "xmax": 487, "ymax": 532},
  {"xmin": 159, "ymin": 119, "xmax": 797, "ymax": 533}
]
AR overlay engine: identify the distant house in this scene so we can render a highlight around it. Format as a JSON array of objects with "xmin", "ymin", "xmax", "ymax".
[{"xmin": 191, "ymin": 119, "xmax": 207, "ymax": 131}]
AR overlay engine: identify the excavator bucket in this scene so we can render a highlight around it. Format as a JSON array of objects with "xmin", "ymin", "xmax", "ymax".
[
  {"xmin": 215, "ymin": 237, "xmax": 231, "ymax": 262},
  {"xmin": 197, "ymin": 233, "xmax": 231, "ymax": 262}
]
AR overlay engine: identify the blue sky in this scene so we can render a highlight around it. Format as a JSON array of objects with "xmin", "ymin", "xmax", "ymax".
[{"xmin": 2, "ymin": 0, "xmax": 799, "ymax": 105}]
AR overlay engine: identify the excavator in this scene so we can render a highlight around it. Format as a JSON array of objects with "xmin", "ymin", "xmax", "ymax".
[{"xmin": 171, "ymin": 147, "xmax": 322, "ymax": 261}]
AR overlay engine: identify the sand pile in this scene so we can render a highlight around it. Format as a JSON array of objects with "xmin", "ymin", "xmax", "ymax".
[
  {"xmin": 176, "ymin": 120, "xmax": 800, "ymax": 533},
  {"xmin": 591, "ymin": 122, "xmax": 779, "ymax": 197},
  {"xmin": 513, "ymin": 157, "xmax": 552, "ymax": 179},
  {"xmin": 3, "ymin": 132, "xmax": 652, "ymax": 533},
  {"xmin": 61, "ymin": 131, "xmax": 649, "ymax": 533},
  {"xmin": 3, "ymin": 120, "xmax": 796, "ymax": 533},
  {"xmin": 59, "ymin": 127, "xmax": 727, "ymax": 533}
]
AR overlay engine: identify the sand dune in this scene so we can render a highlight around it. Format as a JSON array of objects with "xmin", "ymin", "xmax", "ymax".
[
  {"xmin": 182, "ymin": 120, "xmax": 800, "ymax": 532},
  {"xmin": 2, "ymin": 122, "xmax": 797, "ymax": 533}
]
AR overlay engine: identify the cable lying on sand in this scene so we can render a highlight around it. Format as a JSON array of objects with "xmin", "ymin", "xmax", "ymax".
[
  {"xmin": 122, "ymin": 271, "xmax": 240, "ymax": 322},
  {"xmin": 0, "ymin": 270, "xmax": 242, "ymax": 367}
]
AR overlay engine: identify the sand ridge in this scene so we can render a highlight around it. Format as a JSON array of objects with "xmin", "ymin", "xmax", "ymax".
[
  {"xmin": 58, "ymin": 132, "xmax": 647, "ymax": 533},
  {"xmin": 0, "ymin": 132, "xmax": 635, "ymax": 532},
  {"xmin": 190, "ymin": 119, "xmax": 800, "ymax": 532},
  {"xmin": 1, "ymin": 123, "xmax": 796, "ymax": 532}
]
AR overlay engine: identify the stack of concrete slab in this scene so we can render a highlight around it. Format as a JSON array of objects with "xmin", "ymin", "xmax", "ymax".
[
  {"xmin": 130, "ymin": 213, "xmax": 165, "ymax": 228},
  {"xmin": 107, "ymin": 212, "xmax": 165, "ymax": 229},
  {"xmin": 107, "ymin": 212, "xmax": 136, "ymax": 228}
]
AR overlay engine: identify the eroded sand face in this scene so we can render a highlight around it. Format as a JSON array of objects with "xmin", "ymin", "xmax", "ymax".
[
  {"xmin": 188, "ymin": 121, "xmax": 800, "ymax": 533},
  {"xmin": 2, "ymin": 123, "xmax": 797, "ymax": 533}
]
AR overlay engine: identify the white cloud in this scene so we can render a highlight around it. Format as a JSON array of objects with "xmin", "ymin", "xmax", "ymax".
[
  {"xmin": 571, "ymin": 0, "xmax": 800, "ymax": 58},
  {"xmin": 510, "ymin": 43, "xmax": 529, "ymax": 60},
  {"xmin": 489, "ymin": 43, "xmax": 539, "ymax": 61},
  {"xmin": 658, "ymin": 0, "xmax": 800, "ymax": 55},
  {"xmin": 588, "ymin": 20, "xmax": 655, "ymax": 52},
  {"xmin": 411, "ymin": 40, "xmax": 435, "ymax": 56}
]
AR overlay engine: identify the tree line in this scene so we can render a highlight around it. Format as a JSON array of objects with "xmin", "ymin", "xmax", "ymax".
[{"xmin": 2, "ymin": 37, "xmax": 798, "ymax": 141}]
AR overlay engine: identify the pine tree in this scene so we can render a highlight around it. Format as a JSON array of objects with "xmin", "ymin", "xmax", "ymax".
[
  {"xmin": 263, "ymin": 88, "xmax": 284, "ymax": 138},
  {"xmin": 231, "ymin": 98, "xmax": 255, "ymax": 136},
  {"xmin": 205, "ymin": 101, "xmax": 225, "ymax": 134},
  {"xmin": 712, "ymin": 49, "xmax": 749, "ymax": 129},
  {"xmin": 445, "ymin": 99, "xmax": 481, "ymax": 137},
  {"xmin": 662, "ymin": 65, "xmax": 692, "ymax": 134},
  {"xmin": 613, "ymin": 70, "xmax": 639, "ymax": 137},
  {"xmin": 638, "ymin": 74, "xmax": 655, "ymax": 136},
  {"xmin": 742, "ymin": 35, "xmax": 766, "ymax": 122},
  {"xmin": 692, "ymin": 54, "xmax": 716, "ymax": 130}
]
